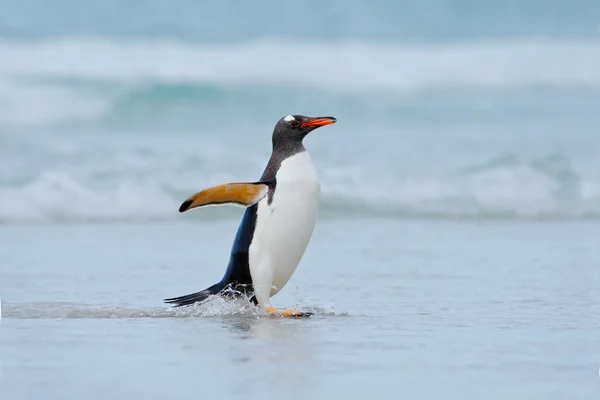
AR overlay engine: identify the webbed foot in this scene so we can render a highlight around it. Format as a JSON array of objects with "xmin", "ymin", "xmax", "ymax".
[{"xmin": 265, "ymin": 307, "xmax": 313, "ymax": 318}]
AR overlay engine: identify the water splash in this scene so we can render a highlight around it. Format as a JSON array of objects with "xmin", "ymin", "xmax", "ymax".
[{"xmin": 0, "ymin": 297, "xmax": 347, "ymax": 320}]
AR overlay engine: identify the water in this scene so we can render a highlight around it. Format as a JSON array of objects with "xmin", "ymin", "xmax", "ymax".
[
  {"xmin": 1, "ymin": 220, "xmax": 599, "ymax": 399},
  {"xmin": 1, "ymin": 0, "xmax": 599, "ymax": 398}
]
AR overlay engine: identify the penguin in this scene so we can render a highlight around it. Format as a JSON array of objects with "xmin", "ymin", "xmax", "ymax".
[{"xmin": 164, "ymin": 114, "xmax": 337, "ymax": 317}]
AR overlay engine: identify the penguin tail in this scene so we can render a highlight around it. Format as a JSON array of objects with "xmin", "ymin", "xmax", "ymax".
[{"xmin": 164, "ymin": 282, "xmax": 225, "ymax": 307}]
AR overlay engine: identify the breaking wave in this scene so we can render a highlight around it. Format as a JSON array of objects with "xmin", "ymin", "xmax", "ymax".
[
  {"xmin": 1, "ymin": 37, "xmax": 600, "ymax": 128},
  {"xmin": 3, "ymin": 37, "xmax": 600, "ymax": 89},
  {"xmin": 1, "ymin": 153, "xmax": 598, "ymax": 223},
  {"xmin": 1, "ymin": 37, "xmax": 598, "ymax": 223}
]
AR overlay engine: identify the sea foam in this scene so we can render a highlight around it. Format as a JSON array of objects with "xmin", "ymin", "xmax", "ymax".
[{"xmin": 1, "ymin": 37, "xmax": 600, "ymax": 128}]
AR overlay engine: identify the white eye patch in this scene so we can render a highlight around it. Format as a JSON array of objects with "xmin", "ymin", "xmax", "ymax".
[{"xmin": 283, "ymin": 115, "xmax": 295, "ymax": 122}]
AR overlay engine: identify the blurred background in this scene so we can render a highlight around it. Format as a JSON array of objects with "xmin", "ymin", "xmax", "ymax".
[{"xmin": 1, "ymin": 0, "xmax": 599, "ymax": 223}]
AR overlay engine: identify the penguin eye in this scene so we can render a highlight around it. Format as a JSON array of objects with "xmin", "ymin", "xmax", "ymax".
[{"xmin": 290, "ymin": 120, "xmax": 299, "ymax": 128}]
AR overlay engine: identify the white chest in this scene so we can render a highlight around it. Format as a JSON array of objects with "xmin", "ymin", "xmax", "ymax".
[
  {"xmin": 249, "ymin": 151, "xmax": 321, "ymax": 295},
  {"xmin": 274, "ymin": 151, "xmax": 320, "ymax": 193}
]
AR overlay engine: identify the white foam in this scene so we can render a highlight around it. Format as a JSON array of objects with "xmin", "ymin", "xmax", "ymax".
[
  {"xmin": 0, "ymin": 156, "xmax": 599, "ymax": 223},
  {"xmin": 1, "ymin": 37, "xmax": 599, "ymax": 128},
  {"xmin": 0, "ymin": 170, "xmax": 178, "ymax": 223},
  {"xmin": 0, "ymin": 78, "xmax": 109, "ymax": 127},
  {"xmin": 1, "ymin": 37, "xmax": 600, "ymax": 91},
  {"xmin": 0, "ymin": 297, "xmax": 347, "ymax": 319}
]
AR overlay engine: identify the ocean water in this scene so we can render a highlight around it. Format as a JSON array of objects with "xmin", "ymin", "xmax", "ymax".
[
  {"xmin": 1, "ymin": 0, "xmax": 599, "ymax": 398},
  {"xmin": 1, "ymin": 220, "xmax": 599, "ymax": 399}
]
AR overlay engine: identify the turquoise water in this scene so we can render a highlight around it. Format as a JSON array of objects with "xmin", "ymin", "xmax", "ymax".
[
  {"xmin": 1, "ymin": 1, "xmax": 600, "ymax": 222},
  {"xmin": 0, "ymin": 1, "xmax": 599, "ymax": 398},
  {"xmin": 2, "ymin": 0, "xmax": 600, "ymax": 41}
]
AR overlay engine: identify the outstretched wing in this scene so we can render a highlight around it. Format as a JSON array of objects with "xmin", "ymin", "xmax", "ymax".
[{"xmin": 178, "ymin": 181, "xmax": 271, "ymax": 213}]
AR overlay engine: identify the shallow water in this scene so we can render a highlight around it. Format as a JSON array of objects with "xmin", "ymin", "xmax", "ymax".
[{"xmin": 1, "ymin": 219, "xmax": 598, "ymax": 399}]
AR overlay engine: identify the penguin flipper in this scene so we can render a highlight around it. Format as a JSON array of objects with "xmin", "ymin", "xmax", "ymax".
[{"xmin": 178, "ymin": 181, "xmax": 272, "ymax": 213}]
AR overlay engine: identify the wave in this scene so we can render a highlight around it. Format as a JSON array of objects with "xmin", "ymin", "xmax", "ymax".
[
  {"xmin": 1, "ymin": 37, "xmax": 600, "ymax": 128},
  {"xmin": 3, "ymin": 37, "xmax": 600, "ymax": 90},
  {"xmin": 1, "ymin": 154, "xmax": 599, "ymax": 223},
  {"xmin": 1, "ymin": 37, "xmax": 598, "ymax": 222}
]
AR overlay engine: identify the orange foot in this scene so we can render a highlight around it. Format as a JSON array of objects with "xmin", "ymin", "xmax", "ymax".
[{"xmin": 266, "ymin": 307, "xmax": 312, "ymax": 318}]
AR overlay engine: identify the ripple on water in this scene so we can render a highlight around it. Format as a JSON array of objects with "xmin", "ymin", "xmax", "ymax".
[{"xmin": 0, "ymin": 295, "xmax": 349, "ymax": 320}]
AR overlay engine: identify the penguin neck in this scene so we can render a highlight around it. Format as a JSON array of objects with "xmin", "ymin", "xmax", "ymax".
[
  {"xmin": 273, "ymin": 137, "xmax": 305, "ymax": 157},
  {"xmin": 260, "ymin": 140, "xmax": 306, "ymax": 181}
]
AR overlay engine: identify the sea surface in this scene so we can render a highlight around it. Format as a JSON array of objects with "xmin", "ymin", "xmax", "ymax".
[{"xmin": 1, "ymin": 1, "xmax": 599, "ymax": 399}]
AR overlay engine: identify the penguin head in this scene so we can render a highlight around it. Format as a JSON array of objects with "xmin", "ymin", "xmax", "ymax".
[{"xmin": 272, "ymin": 114, "xmax": 337, "ymax": 148}]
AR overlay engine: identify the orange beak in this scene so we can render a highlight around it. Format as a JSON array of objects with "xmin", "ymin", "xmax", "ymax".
[{"xmin": 300, "ymin": 116, "xmax": 337, "ymax": 129}]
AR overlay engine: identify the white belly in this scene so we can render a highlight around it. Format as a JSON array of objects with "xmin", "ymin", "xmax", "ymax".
[{"xmin": 248, "ymin": 151, "xmax": 320, "ymax": 300}]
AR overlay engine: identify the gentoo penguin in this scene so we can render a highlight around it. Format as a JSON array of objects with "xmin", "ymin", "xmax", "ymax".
[{"xmin": 164, "ymin": 114, "xmax": 336, "ymax": 317}]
